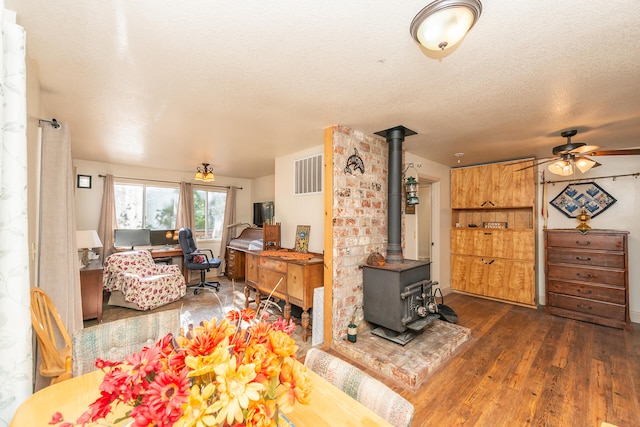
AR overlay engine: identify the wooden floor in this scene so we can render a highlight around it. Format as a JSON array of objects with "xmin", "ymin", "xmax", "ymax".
[{"xmin": 334, "ymin": 293, "xmax": 640, "ymax": 427}]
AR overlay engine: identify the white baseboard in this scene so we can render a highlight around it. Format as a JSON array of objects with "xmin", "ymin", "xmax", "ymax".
[{"xmin": 630, "ymin": 309, "xmax": 639, "ymax": 324}]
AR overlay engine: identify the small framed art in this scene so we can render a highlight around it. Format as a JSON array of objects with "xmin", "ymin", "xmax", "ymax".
[
  {"xmin": 77, "ymin": 174, "xmax": 92, "ymax": 189},
  {"xmin": 294, "ymin": 225, "xmax": 310, "ymax": 253}
]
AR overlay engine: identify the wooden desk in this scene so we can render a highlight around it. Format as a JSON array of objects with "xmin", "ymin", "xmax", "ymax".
[{"xmin": 11, "ymin": 364, "xmax": 392, "ymax": 427}]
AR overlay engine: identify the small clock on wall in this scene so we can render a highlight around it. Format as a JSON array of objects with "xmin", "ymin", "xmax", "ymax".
[{"xmin": 77, "ymin": 174, "xmax": 92, "ymax": 189}]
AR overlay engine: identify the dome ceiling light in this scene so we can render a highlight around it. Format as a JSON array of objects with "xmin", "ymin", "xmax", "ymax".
[{"xmin": 410, "ymin": 0, "xmax": 482, "ymax": 51}]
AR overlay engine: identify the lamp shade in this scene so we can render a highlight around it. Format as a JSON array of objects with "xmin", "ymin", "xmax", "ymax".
[
  {"xmin": 548, "ymin": 160, "xmax": 574, "ymax": 176},
  {"xmin": 410, "ymin": 0, "xmax": 482, "ymax": 51},
  {"xmin": 195, "ymin": 163, "xmax": 215, "ymax": 182},
  {"xmin": 575, "ymin": 157, "xmax": 597, "ymax": 173},
  {"xmin": 76, "ymin": 230, "xmax": 102, "ymax": 249}
]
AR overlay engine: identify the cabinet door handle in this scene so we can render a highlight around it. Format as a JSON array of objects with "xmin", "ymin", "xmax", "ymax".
[
  {"xmin": 482, "ymin": 258, "xmax": 495, "ymax": 265},
  {"xmin": 576, "ymin": 256, "xmax": 591, "ymax": 261},
  {"xmin": 577, "ymin": 289, "xmax": 592, "ymax": 295},
  {"xmin": 575, "ymin": 240, "xmax": 591, "ymax": 246},
  {"xmin": 576, "ymin": 304, "xmax": 592, "ymax": 310},
  {"xmin": 480, "ymin": 201, "xmax": 487, "ymax": 207},
  {"xmin": 488, "ymin": 201, "xmax": 495, "ymax": 206},
  {"xmin": 576, "ymin": 273, "xmax": 593, "ymax": 279}
]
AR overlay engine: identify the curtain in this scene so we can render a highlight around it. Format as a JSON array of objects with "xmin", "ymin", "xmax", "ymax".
[
  {"xmin": 0, "ymin": 5, "xmax": 30, "ymax": 423},
  {"xmin": 176, "ymin": 181, "xmax": 194, "ymax": 230},
  {"xmin": 97, "ymin": 174, "xmax": 116, "ymax": 262},
  {"xmin": 37, "ymin": 119, "xmax": 83, "ymax": 390},
  {"xmin": 218, "ymin": 186, "xmax": 237, "ymax": 273}
]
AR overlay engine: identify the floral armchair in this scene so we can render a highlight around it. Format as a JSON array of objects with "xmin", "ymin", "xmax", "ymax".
[{"xmin": 103, "ymin": 250, "xmax": 186, "ymax": 310}]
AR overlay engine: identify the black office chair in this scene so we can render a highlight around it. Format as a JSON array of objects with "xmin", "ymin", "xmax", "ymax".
[{"xmin": 178, "ymin": 228, "xmax": 221, "ymax": 293}]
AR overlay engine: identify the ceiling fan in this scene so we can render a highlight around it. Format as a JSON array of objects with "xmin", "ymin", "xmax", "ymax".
[{"xmin": 523, "ymin": 129, "xmax": 640, "ymax": 176}]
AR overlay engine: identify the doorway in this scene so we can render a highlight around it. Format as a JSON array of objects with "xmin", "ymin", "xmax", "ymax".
[{"xmin": 417, "ymin": 183, "xmax": 432, "ymax": 261}]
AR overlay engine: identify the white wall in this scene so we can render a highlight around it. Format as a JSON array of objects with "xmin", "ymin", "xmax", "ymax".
[
  {"xmin": 536, "ymin": 157, "xmax": 640, "ymax": 323},
  {"xmin": 274, "ymin": 146, "xmax": 324, "ymax": 254},
  {"xmin": 404, "ymin": 152, "xmax": 452, "ymax": 293},
  {"xmin": 251, "ymin": 174, "xmax": 275, "ymax": 205}
]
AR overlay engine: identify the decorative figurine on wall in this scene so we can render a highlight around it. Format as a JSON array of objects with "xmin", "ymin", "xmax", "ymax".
[{"xmin": 344, "ymin": 148, "xmax": 364, "ymax": 175}]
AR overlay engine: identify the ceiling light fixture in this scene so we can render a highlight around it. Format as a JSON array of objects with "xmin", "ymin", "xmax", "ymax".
[
  {"xmin": 548, "ymin": 154, "xmax": 574, "ymax": 176},
  {"xmin": 410, "ymin": 0, "xmax": 482, "ymax": 51},
  {"xmin": 194, "ymin": 163, "xmax": 215, "ymax": 182}
]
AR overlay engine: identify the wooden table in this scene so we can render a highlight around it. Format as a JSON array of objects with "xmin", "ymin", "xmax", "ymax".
[{"xmin": 11, "ymin": 365, "xmax": 392, "ymax": 427}]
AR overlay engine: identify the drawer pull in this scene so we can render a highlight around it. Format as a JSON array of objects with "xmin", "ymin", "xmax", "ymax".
[
  {"xmin": 577, "ymin": 289, "xmax": 592, "ymax": 295},
  {"xmin": 575, "ymin": 240, "xmax": 591, "ymax": 246},
  {"xmin": 576, "ymin": 273, "xmax": 593, "ymax": 279},
  {"xmin": 480, "ymin": 201, "xmax": 487, "ymax": 207},
  {"xmin": 576, "ymin": 256, "xmax": 591, "ymax": 261},
  {"xmin": 484, "ymin": 232, "xmax": 492, "ymax": 236},
  {"xmin": 488, "ymin": 201, "xmax": 495, "ymax": 207},
  {"xmin": 576, "ymin": 304, "xmax": 592, "ymax": 310},
  {"xmin": 482, "ymin": 258, "xmax": 495, "ymax": 265}
]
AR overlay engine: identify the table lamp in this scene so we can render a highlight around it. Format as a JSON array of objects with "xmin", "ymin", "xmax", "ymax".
[{"xmin": 76, "ymin": 230, "xmax": 103, "ymax": 267}]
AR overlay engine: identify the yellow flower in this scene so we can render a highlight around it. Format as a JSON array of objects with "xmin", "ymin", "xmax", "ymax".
[
  {"xmin": 268, "ymin": 330, "xmax": 298, "ymax": 358},
  {"xmin": 174, "ymin": 383, "xmax": 217, "ymax": 427},
  {"xmin": 185, "ymin": 337, "xmax": 231, "ymax": 382},
  {"xmin": 212, "ymin": 356, "xmax": 265, "ymax": 425},
  {"xmin": 277, "ymin": 357, "xmax": 312, "ymax": 413}
]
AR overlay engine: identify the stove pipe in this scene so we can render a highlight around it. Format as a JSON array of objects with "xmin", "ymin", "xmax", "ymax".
[{"xmin": 374, "ymin": 125, "xmax": 417, "ymax": 264}]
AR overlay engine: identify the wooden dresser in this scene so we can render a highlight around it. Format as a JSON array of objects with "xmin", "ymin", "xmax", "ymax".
[
  {"xmin": 244, "ymin": 251, "xmax": 323, "ymax": 342},
  {"xmin": 226, "ymin": 227, "xmax": 264, "ymax": 280},
  {"xmin": 544, "ymin": 229, "xmax": 630, "ymax": 329}
]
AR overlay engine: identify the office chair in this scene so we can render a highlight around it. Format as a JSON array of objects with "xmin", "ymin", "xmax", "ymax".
[{"xmin": 178, "ymin": 228, "xmax": 221, "ymax": 293}]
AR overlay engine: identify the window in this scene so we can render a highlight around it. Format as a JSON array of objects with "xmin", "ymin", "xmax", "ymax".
[
  {"xmin": 115, "ymin": 183, "xmax": 179, "ymax": 230},
  {"xmin": 193, "ymin": 189, "xmax": 226, "ymax": 240}
]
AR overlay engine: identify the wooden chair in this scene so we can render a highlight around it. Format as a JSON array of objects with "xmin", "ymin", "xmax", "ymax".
[
  {"xmin": 30, "ymin": 287, "xmax": 72, "ymax": 385},
  {"xmin": 304, "ymin": 348, "xmax": 414, "ymax": 427}
]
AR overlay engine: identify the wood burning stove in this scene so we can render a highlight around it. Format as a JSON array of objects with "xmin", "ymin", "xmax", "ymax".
[
  {"xmin": 363, "ymin": 260, "xmax": 439, "ymax": 345},
  {"xmin": 362, "ymin": 125, "xmax": 438, "ymax": 345}
]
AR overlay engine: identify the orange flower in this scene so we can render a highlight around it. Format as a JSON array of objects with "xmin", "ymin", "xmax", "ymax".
[
  {"xmin": 277, "ymin": 357, "xmax": 312, "ymax": 413},
  {"xmin": 245, "ymin": 400, "xmax": 277, "ymax": 427},
  {"xmin": 269, "ymin": 330, "xmax": 298, "ymax": 358}
]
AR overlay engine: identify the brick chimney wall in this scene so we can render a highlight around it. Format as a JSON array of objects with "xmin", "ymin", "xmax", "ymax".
[{"xmin": 329, "ymin": 125, "xmax": 391, "ymax": 341}]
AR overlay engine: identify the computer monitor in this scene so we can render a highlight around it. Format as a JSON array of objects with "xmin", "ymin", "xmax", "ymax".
[
  {"xmin": 150, "ymin": 229, "xmax": 179, "ymax": 246},
  {"xmin": 113, "ymin": 229, "xmax": 151, "ymax": 249}
]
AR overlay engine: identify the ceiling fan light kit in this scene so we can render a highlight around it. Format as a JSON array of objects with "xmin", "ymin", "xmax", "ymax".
[{"xmin": 410, "ymin": 0, "xmax": 482, "ymax": 51}]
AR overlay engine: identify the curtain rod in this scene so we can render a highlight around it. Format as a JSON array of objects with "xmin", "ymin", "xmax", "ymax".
[
  {"xmin": 98, "ymin": 174, "xmax": 243, "ymax": 190},
  {"xmin": 542, "ymin": 172, "xmax": 639, "ymax": 185}
]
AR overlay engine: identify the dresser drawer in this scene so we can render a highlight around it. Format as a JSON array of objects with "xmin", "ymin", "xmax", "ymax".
[
  {"xmin": 547, "ymin": 232, "xmax": 625, "ymax": 251},
  {"xmin": 258, "ymin": 256, "xmax": 288, "ymax": 273},
  {"xmin": 257, "ymin": 268, "xmax": 287, "ymax": 293},
  {"xmin": 547, "ymin": 280, "xmax": 625, "ymax": 305},
  {"xmin": 547, "ymin": 292, "xmax": 625, "ymax": 321},
  {"xmin": 546, "ymin": 248, "xmax": 625, "ymax": 269},
  {"xmin": 546, "ymin": 264, "xmax": 625, "ymax": 287}
]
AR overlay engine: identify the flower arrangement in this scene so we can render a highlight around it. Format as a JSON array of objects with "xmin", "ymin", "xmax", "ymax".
[{"xmin": 50, "ymin": 308, "xmax": 311, "ymax": 427}]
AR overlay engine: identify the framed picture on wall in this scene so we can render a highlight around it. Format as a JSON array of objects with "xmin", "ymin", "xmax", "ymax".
[{"xmin": 77, "ymin": 174, "xmax": 92, "ymax": 189}]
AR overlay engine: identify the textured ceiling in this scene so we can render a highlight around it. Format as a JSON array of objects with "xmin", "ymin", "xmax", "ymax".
[{"xmin": 6, "ymin": 0, "xmax": 640, "ymax": 178}]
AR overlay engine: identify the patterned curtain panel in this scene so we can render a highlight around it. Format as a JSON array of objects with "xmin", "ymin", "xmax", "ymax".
[{"xmin": 0, "ymin": 4, "xmax": 30, "ymax": 424}]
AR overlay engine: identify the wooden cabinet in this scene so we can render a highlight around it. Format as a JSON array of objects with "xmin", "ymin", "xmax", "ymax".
[
  {"xmin": 80, "ymin": 260, "xmax": 103, "ymax": 322},
  {"xmin": 450, "ymin": 159, "xmax": 536, "ymax": 306},
  {"xmin": 544, "ymin": 229, "xmax": 629, "ymax": 329},
  {"xmin": 244, "ymin": 251, "xmax": 323, "ymax": 341},
  {"xmin": 451, "ymin": 160, "xmax": 535, "ymax": 209},
  {"xmin": 225, "ymin": 247, "xmax": 246, "ymax": 280}
]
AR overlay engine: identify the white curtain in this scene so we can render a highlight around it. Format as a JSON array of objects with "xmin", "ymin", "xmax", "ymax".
[
  {"xmin": 0, "ymin": 4, "xmax": 30, "ymax": 424},
  {"xmin": 218, "ymin": 186, "xmax": 237, "ymax": 273}
]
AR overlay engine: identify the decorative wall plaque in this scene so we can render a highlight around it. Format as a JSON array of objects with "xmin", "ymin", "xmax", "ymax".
[{"xmin": 549, "ymin": 182, "xmax": 616, "ymax": 218}]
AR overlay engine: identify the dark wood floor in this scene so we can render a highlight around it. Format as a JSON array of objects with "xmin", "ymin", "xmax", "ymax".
[{"xmin": 335, "ymin": 293, "xmax": 640, "ymax": 427}]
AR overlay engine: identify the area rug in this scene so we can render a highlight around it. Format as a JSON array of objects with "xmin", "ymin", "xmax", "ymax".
[{"xmin": 333, "ymin": 320, "xmax": 471, "ymax": 390}]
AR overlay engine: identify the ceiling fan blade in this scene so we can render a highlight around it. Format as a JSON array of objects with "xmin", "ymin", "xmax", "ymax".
[
  {"xmin": 588, "ymin": 148, "xmax": 640, "ymax": 156},
  {"xmin": 570, "ymin": 144, "xmax": 600, "ymax": 154},
  {"xmin": 515, "ymin": 157, "xmax": 556, "ymax": 171}
]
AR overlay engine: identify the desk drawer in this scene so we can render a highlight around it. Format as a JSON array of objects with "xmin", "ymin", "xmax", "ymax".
[
  {"xmin": 547, "ymin": 232, "xmax": 625, "ymax": 251},
  {"xmin": 259, "ymin": 257, "xmax": 288, "ymax": 273},
  {"xmin": 258, "ymin": 268, "xmax": 287, "ymax": 293},
  {"xmin": 546, "ymin": 264, "xmax": 625, "ymax": 287},
  {"xmin": 547, "ymin": 280, "xmax": 625, "ymax": 305},
  {"xmin": 546, "ymin": 248, "xmax": 624, "ymax": 269},
  {"xmin": 548, "ymin": 292, "xmax": 625, "ymax": 321}
]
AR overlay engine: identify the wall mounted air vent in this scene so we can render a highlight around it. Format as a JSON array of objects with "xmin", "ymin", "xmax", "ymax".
[{"xmin": 294, "ymin": 154, "xmax": 323, "ymax": 195}]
